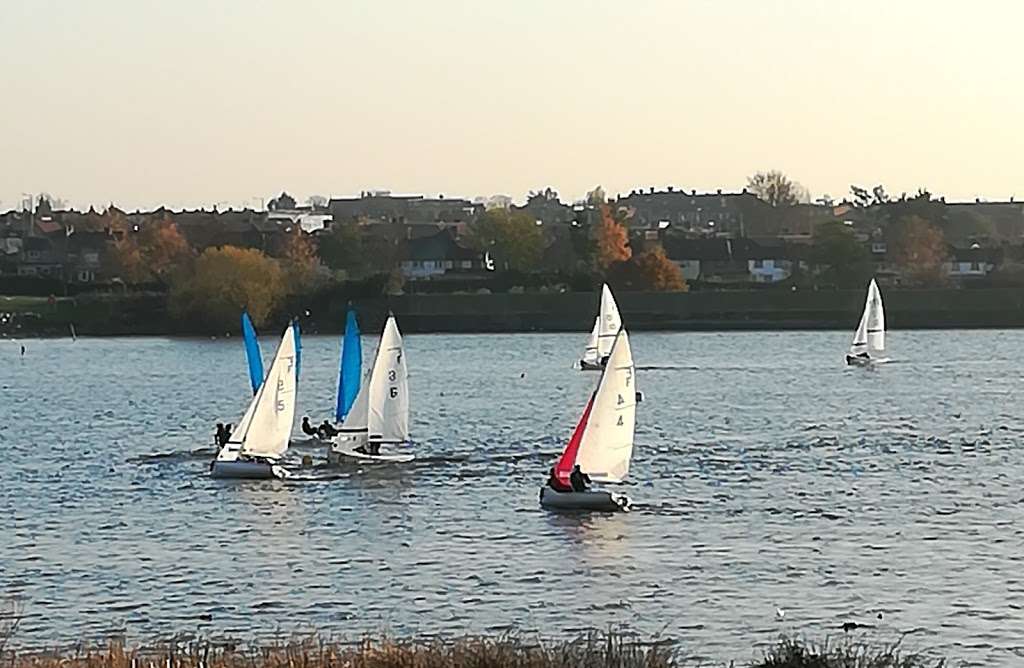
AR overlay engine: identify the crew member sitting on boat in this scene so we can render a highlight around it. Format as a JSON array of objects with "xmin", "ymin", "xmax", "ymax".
[
  {"xmin": 354, "ymin": 440, "xmax": 381, "ymax": 456},
  {"xmin": 318, "ymin": 420, "xmax": 339, "ymax": 439},
  {"xmin": 569, "ymin": 464, "xmax": 591, "ymax": 492},
  {"xmin": 301, "ymin": 416, "xmax": 318, "ymax": 437},
  {"xmin": 214, "ymin": 423, "xmax": 226, "ymax": 447},
  {"xmin": 546, "ymin": 466, "xmax": 572, "ymax": 492},
  {"xmin": 845, "ymin": 351, "xmax": 870, "ymax": 365}
]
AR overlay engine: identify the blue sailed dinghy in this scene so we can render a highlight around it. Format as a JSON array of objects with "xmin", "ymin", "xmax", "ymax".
[
  {"xmin": 241, "ymin": 310, "xmax": 264, "ymax": 395},
  {"xmin": 336, "ymin": 309, "xmax": 362, "ymax": 422}
]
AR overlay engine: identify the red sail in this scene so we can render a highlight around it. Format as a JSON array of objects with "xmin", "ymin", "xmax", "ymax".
[{"xmin": 553, "ymin": 393, "xmax": 595, "ymax": 487}]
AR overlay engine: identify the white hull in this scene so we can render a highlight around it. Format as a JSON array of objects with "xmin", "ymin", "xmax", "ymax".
[
  {"xmin": 539, "ymin": 486, "xmax": 630, "ymax": 512},
  {"xmin": 210, "ymin": 459, "xmax": 288, "ymax": 479},
  {"xmin": 579, "ymin": 359, "xmax": 604, "ymax": 371},
  {"xmin": 327, "ymin": 446, "xmax": 415, "ymax": 464}
]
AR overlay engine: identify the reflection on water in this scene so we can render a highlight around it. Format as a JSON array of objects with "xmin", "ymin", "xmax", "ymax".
[{"xmin": 2, "ymin": 330, "xmax": 1024, "ymax": 665}]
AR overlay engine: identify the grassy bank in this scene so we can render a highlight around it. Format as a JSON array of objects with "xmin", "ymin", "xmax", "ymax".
[{"xmin": 0, "ymin": 633, "xmax": 947, "ymax": 668}]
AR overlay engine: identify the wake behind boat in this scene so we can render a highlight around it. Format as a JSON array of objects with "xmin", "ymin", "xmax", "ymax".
[
  {"xmin": 327, "ymin": 313, "xmax": 412, "ymax": 464},
  {"xmin": 846, "ymin": 278, "xmax": 889, "ymax": 367},
  {"xmin": 579, "ymin": 284, "xmax": 622, "ymax": 371},
  {"xmin": 211, "ymin": 324, "xmax": 298, "ymax": 479},
  {"xmin": 543, "ymin": 326, "xmax": 638, "ymax": 512}
]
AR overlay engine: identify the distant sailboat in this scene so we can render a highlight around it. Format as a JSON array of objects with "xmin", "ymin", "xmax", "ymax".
[
  {"xmin": 241, "ymin": 310, "xmax": 264, "ymax": 395},
  {"xmin": 543, "ymin": 327, "xmax": 637, "ymax": 511},
  {"xmin": 336, "ymin": 309, "xmax": 362, "ymax": 422},
  {"xmin": 580, "ymin": 284, "xmax": 622, "ymax": 370},
  {"xmin": 846, "ymin": 279, "xmax": 888, "ymax": 366},
  {"xmin": 211, "ymin": 325, "xmax": 298, "ymax": 479},
  {"xmin": 328, "ymin": 313, "xmax": 411, "ymax": 463}
]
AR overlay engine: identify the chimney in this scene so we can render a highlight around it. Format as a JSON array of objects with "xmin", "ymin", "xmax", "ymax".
[
  {"xmin": 717, "ymin": 189, "xmax": 722, "ymax": 195},
  {"xmin": 649, "ymin": 187, "xmax": 655, "ymax": 194},
  {"xmin": 667, "ymin": 186, "xmax": 674, "ymax": 192}
]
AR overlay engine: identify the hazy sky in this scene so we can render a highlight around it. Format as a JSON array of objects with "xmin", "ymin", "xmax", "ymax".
[{"xmin": 2, "ymin": 0, "xmax": 1022, "ymax": 211}]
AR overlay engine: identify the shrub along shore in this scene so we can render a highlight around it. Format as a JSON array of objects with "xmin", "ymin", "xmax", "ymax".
[
  {"xmin": 0, "ymin": 633, "xmax": 948, "ymax": 668},
  {"xmin": 4, "ymin": 286, "xmax": 1024, "ymax": 338}
]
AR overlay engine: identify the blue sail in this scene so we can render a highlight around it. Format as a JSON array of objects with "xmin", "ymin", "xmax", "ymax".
[
  {"xmin": 292, "ymin": 318, "xmax": 302, "ymax": 381},
  {"xmin": 336, "ymin": 309, "xmax": 362, "ymax": 421},
  {"xmin": 241, "ymin": 311, "xmax": 264, "ymax": 395}
]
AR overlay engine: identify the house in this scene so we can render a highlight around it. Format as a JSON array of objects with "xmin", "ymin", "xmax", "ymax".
[
  {"xmin": 399, "ymin": 228, "xmax": 485, "ymax": 279},
  {"xmin": 329, "ymin": 192, "xmax": 483, "ymax": 226},
  {"xmin": 948, "ymin": 245, "xmax": 999, "ymax": 281},
  {"xmin": 17, "ymin": 236, "xmax": 64, "ymax": 278},
  {"xmin": 613, "ymin": 188, "xmax": 768, "ymax": 234},
  {"xmin": 661, "ymin": 235, "xmax": 797, "ymax": 284},
  {"xmin": 65, "ymin": 231, "xmax": 110, "ymax": 283}
]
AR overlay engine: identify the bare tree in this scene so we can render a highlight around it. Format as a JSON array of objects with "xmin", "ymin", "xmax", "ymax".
[{"xmin": 746, "ymin": 171, "xmax": 809, "ymax": 207}]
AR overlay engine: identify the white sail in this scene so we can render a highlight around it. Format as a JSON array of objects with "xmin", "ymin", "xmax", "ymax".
[
  {"xmin": 596, "ymin": 284, "xmax": 622, "ymax": 359},
  {"xmin": 367, "ymin": 316, "xmax": 409, "ymax": 443},
  {"xmin": 581, "ymin": 317, "xmax": 600, "ymax": 365},
  {"xmin": 337, "ymin": 315, "xmax": 409, "ymax": 445},
  {"xmin": 234, "ymin": 326, "xmax": 298, "ymax": 459},
  {"xmin": 849, "ymin": 279, "xmax": 886, "ymax": 358},
  {"xmin": 575, "ymin": 328, "xmax": 637, "ymax": 483}
]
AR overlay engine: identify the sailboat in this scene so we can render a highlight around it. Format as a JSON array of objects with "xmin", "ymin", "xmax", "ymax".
[
  {"xmin": 327, "ymin": 313, "xmax": 411, "ymax": 464},
  {"xmin": 211, "ymin": 325, "xmax": 298, "ymax": 479},
  {"xmin": 580, "ymin": 284, "xmax": 622, "ymax": 370},
  {"xmin": 241, "ymin": 310, "xmax": 264, "ymax": 395},
  {"xmin": 542, "ymin": 327, "xmax": 637, "ymax": 512},
  {"xmin": 846, "ymin": 278, "xmax": 888, "ymax": 366},
  {"xmin": 336, "ymin": 309, "xmax": 362, "ymax": 423}
]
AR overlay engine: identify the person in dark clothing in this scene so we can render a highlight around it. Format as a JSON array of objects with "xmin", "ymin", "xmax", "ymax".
[
  {"xmin": 319, "ymin": 421, "xmax": 339, "ymax": 438},
  {"xmin": 569, "ymin": 464, "xmax": 591, "ymax": 492},
  {"xmin": 301, "ymin": 416, "xmax": 318, "ymax": 437},
  {"xmin": 214, "ymin": 423, "xmax": 225, "ymax": 447},
  {"xmin": 547, "ymin": 466, "xmax": 572, "ymax": 492},
  {"xmin": 845, "ymin": 352, "xmax": 871, "ymax": 366},
  {"xmin": 223, "ymin": 423, "xmax": 233, "ymax": 443}
]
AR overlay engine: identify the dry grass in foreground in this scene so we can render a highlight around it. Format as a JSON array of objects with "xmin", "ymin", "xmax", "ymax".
[{"xmin": 1, "ymin": 633, "xmax": 948, "ymax": 668}]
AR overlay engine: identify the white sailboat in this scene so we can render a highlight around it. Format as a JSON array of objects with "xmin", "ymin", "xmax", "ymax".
[
  {"xmin": 211, "ymin": 325, "xmax": 298, "ymax": 479},
  {"xmin": 543, "ymin": 327, "xmax": 637, "ymax": 512},
  {"xmin": 327, "ymin": 313, "xmax": 411, "ymax": 464},
  {"xmin": 580, "ymin": 284, "xmax": 622, "ymax": 370},
  {"xmin": 846, "ymin": 278, "xmax": 888, "ymax": 366}
]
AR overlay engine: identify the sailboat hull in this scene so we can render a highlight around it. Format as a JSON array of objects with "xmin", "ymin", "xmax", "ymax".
[
  {"xmin": 327, "ymin": 446, "xmax": 415, "ymax": 465},
  {"xmin": 579, "ymin": 359, "xmax": 604, "ymax": 371},
  {"xmin": 210, "ymin": 460, "xmax": 287, "ymax": 479},
  {"xmin": 539, "ymin": 487, "xmax": 630, "ymax": 512}
]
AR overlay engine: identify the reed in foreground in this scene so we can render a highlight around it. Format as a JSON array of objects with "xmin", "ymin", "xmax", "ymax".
[{"xmin": 2, "ymin": 633, "xmax": 948, "ymax": 668}]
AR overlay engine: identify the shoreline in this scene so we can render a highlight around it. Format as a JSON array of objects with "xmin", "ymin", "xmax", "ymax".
[
  {"xmin": 0, "ymin": 631, "xmax": 947, "ymax": 668},
  {"xmin": 4, "ymin": 287, "xmax": 1024, "ymax": 337}
]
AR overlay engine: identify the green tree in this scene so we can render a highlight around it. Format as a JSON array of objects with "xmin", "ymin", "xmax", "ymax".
[
  {"xmin": 812, "ymin": 221, "xmax": 873, "ymax": 288},
  {"xmin": 318, "ymin": 221, "xmax": 366, "ymax": 276},
  {"xmin": 747, "ymin": 170, "xmax": 808, "ymax": 208},
  {"xmin": 170, "ymin": 246, "xmax": 285, "ymax": 332},
  {"xmin": 465, "ymin": 209, "xmax": 544, "ymax": 272}
]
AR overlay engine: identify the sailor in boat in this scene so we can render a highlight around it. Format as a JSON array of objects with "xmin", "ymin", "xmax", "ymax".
[
  {"xmin": 546, "ymin": 466, "xmax": 572, "ymax": 492},
  {"xmin": 569, "ymin": 464, "xmax": 591, "ymax": 492},
  {"xmin": 354, "ymin": 439, "xmax": 381, "ymax": 456},
  {"xmin": 301, "ymin": 416, "xmax": 318, "ymax": 438},
  {"xmin": 318, "ymin": 420, "xmax": 339, "ymax": 439},
  {"xmin": 214, "ymin": 423, "xmax": 226, "ymax": 447},
  {"xmin": 222, "ymin": 423, "xmax": 233, "ymax": 445},
  {"xmin": 845, "ymin": 351, "xmax": 871, "ymax": 365}
]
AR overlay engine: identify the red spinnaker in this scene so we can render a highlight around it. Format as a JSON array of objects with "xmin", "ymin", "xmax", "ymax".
[{"xmin": 554, "ymin": 393, "xmax": 595, "ymax": 486}]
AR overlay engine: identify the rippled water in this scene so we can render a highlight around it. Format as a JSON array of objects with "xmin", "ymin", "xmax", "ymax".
[{"xmin": 2, "ymin": 330, "xmax": 1024, "ymax": 665}]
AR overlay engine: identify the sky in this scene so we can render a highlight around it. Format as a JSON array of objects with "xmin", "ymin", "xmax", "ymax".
[{"xmin": 1, "ymin": 0, "xmax": 1022, "ymax": 211}]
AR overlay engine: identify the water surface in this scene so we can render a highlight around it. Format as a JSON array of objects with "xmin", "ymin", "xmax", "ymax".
[{"xmin": 2, "ymin": 330, "xmax": 1023, "ymax": 666}]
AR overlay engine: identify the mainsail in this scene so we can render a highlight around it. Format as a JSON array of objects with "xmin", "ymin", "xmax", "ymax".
[
  {"xmin": 575, "ymin": 328, "xmax": 637, "ymax": 482},
  {"xmin": 849, "ymin": 279, "xmax": 886, "ymax": 358},
  {"xmin": 241, "ymin": 310, "xmax": 264, "ymax": 395},
  {"xmin": 336, "ymin": 310, "xmax": 362, "ymax": 422},
  {"xmin": 292, "ymin": 319, "xmax": 302, "ymax": 382},
  {"xmin": 338, "ymin": 314, "xmax": 409, "ymax": 446},
  {"xmin": 229, "ymin": 325, "xmax": 298, "ymax": 460},
  {"xmin": 596, "ymin": 284, "xmax": 623, "ymax": 360},
  {"xmin": 581, "ymin": 318, "xmax": 600, "ymax": 366}
]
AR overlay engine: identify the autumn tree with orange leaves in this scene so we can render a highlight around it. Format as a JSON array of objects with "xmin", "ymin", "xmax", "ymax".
[
  {"xmin": 106, "ymin": 217, "xmax": 193, "ymax": 285},
  {"xmin": 632, "ymin": 246, "xmax": 687, "ymax": 291},
  {"xmin": 593, "ymin": 205, "xmax": 631, "ymax": 271},
  {"xmin": 275, "ymin": 229, "xmax": 320, "ymax": 293},
  {"xmin": 890, "ymin": 215, "xmax": 949, "ymax": 286}
]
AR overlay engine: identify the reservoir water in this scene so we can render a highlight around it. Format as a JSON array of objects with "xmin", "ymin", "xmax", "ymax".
[{"xmin": 2, "ymin": 330, "xmax": 1022, "ymax": 666}]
